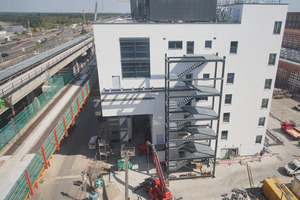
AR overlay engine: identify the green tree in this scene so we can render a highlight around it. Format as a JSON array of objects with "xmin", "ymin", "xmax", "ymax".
[
  {"xmin": 21, "ymin": 30, "xmax": 27, "ymax": 35},
  {"xmin": 81, "ymin": 28, "xmax": 88, "ymax": 35},
  {"xmin": 13, "ymin": 32, "xmax": 19, "ymax": 36},
  {"xmin": 0, "ymin": 25, "xmax": 4, "ymax": 31}
]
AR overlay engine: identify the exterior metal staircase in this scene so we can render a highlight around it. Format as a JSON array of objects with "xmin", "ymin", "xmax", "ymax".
[
  {"xmin": 178, "ymin": 62, "xmax": 204, "ymax": 78},
  {"xmin": 165, "ymin": 54, "xmax": 225, "ymax": 179},
  {"xmin": 177, "ymin": 92, "xmax": 197, "ymax": 107},
  {"xmin": 169, "ymin": 160, "xmax": 189, "ymax": 171}
]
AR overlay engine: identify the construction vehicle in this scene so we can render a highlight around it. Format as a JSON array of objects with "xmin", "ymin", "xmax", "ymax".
[
  {"xmin": 38, "ymin": 37, "xmax": 47, "ymax": 44},
  {"xmin": 4, "ymin": 35, "xmax": 18, "ymax": 41},
  {"xmin": 281, "ymin": 121, "xmax": 300, "ymax": 140},
  {"xmin": 143, "ymin": 141, "xmax": 173, "ymax": 200},
  {"xmin": 284, "ymin": 158, "xmax": 300, "ymax": 176},
  {"xmin": 26, "ymin": 32, "xmax": 33, "ymax": 37},
  {"xmin": 262, "ymin": 177, "xmax": 297, "ymax": 200}
]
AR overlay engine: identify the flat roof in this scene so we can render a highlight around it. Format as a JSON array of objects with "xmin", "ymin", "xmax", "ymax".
[{"xmin": 280, "ymin": 48, "xmax": 300, "ymax": 64}]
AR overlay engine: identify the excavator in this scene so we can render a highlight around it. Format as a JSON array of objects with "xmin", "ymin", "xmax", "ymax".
[{"xmin": 142, "ymin": 141, "xmax": 173, "ymax": 200}]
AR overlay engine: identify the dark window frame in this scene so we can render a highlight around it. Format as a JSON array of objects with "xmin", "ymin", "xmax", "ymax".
[
  {"xmin": 203, "ymin": 73, "xmax": 210, "ymax": 79},
  {"xmin": 186, "ymin": 41, "xmax": 194, "ymax": 54},
  {"xmin": 273, "ymin": 21, "xmax": 282, "ymax": 34},
  {"xmin": 264, "ymin": 79, "xmax": 272, "ymax": 89},
  {"xmin": 258, "ymin": 117, "xmax": 266, "ymax": 126},
  {"xmin": 168, "ymin": 41, "xmax": 183, "ymax": 49},
  {"xmin": 225, "ymin": 94, "xmax": 232, "ymax": 104},
  {"xmin": 223, "ymin": 113, "xmax": 230, "ymax": 123},
  {"xmin": 230, "ymin": 41, "xmax": 238, "ymax": 54},
  {"xmin": 268, "ymin": 53, "xmax": 276, "ymax": 65},
  {"xmin": 205, "ymin": 40, "xmax": 212, "ymax": 49},
  {"xmin": 255, "ymin": 135, "xmax": 263, "ymax": 144},
  {"xmin": 120, "ymin": 38, "xmax": 150, "ymax": 78},
  {"xmin": 221, "ymin": 131, "xmax": 228, "ymax": 140},
  {"xmin": 227, "ymin": 73, "xmax": 235, "ymax": 84},
  {"xmin": 261, "ymin": 98, "xmax": 269, "ymax": 109}
]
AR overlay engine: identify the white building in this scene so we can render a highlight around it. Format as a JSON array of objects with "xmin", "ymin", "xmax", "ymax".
[{"xmin": 94, "ymin": 2, "xmax": 287, "ymax": 178}]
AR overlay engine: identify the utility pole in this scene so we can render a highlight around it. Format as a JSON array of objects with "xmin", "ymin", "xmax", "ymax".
[
  {"xmin": 94, "ymin": 0, "xmax": 98, "ymax": 22},
  {"xmin": 121, "ymin": 147, "xmax": 135, "ymax": 200},
  {"xmin": 27, "ymin": 19, "xmax": 32, "ymax": 39}
]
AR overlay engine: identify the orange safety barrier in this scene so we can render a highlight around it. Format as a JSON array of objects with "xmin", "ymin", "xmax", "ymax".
[{"xmin": 24, "ymin": 169, "xmax": 33, "ymax": 196}]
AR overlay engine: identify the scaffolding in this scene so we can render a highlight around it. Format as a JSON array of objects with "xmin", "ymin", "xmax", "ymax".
[{"xmin": 165, "ymin": 53, "xmax": 225, "ymax": 180}]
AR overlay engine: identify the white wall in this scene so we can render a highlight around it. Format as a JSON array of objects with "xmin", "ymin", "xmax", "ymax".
[{"xmin": 94, "ymin": 4, "xmax": 288, "ymax": 157}]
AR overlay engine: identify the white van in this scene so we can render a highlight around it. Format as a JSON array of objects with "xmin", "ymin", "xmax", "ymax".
[
  {"xmin": 88, "ymin": 136, "xmax": 99, "ymax": 150},
  {"xmin": 284, "ymin": 158, "xmax": 300, "ymax": 176}
]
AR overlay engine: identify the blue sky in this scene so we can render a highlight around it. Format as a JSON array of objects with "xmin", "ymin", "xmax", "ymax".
[{"xmin": 0, "ymin": 0, "xmax": 299, "ymax": 13}]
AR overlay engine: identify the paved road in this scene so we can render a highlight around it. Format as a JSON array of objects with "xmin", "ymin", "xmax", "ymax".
[{"xmin": 31, "ymin": 93, "xmax": 103, "ymax": 200}]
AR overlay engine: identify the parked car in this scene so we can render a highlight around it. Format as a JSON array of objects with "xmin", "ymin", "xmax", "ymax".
[
  {"xmin": 0, "ymin": 41, "xmax": 6, "ymax": 45},
  {"xmin": 17, "ymin": 41, "xmax": 21, "ymax": 44},
  {"xmin": 1, "ymin": 53, "xmax": 9, "ymax": 57},
  {"xmin": 295, "ymin": 104, "xmax": 300, "ymax": 111},
  {"xmin": 32, "ymin": 51, "xmax": 39, "ymax": 55}
]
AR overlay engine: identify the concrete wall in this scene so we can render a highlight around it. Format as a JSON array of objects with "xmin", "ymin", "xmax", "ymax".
[{"xmin": 94, "ymin": 4, "xmax": 288, "ymax": 157}]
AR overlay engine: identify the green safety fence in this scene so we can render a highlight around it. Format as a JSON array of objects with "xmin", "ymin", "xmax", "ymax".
[
  {"xmin": 0, "ymin": 69, "xmax": 74, "ymax": 151},
  {"xmin": 5, "ymin": 70, "xmax": 97, "ymax": 200}
]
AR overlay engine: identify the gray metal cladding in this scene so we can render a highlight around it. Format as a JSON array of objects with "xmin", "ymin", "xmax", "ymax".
[{"xmin": 130, "ymin": 0, "xmax": 217, "ymax": 22}]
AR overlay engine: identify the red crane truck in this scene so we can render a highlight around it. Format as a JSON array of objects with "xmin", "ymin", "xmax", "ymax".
[
  {"xmin": 143, "ymin": 141, "xmax": 173, "ymax": 200},
  {"xmin": 281, "ymin": 121, "xmax": 300, "ymax": 140}
]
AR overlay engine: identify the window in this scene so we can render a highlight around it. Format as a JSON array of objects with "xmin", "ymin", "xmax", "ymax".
[
  {"xmin": 230, "ymin": 41, "xmax": 238, "ymax": 54},
  {"xmin": 227, "ymin": 73, "xmax": 235, "ymax": 84},
  {"xmin": 169, "ymin": 41, "xmax": 182, "ymax": 49},
  {"xmin": 185, "ymin": 74, "xmax": 193, "ymax": 84},
  {"xmin": 255, "ymin": 135, "xmax": 263, "ymax": 144},
  {"xmin": 120, "ymin": 38, "xmax": 150, "ymax": 78},
  {"xmin": 283, "ymin": 33, "xmax": 288, "ymax": 41},
  {"xmin": 196, "ymin": 96, "xmax": 208, "ymax": 101},
  {"xmin": 295, "ymin": 35, "xmax": 299, "ymax": 43},
  {"xmin": 221, "ymin": 131, "xmax": 228, "ymax": 140},
  {"xmin": 273, "ymin": 21, "xmax": 282, "ymax": 34},
  {"xmin": 264, "ymin": 79, "xmax": 272, "ymax": 89},
  {"xmin": 205, "ymin": 40, "xmax": 212, "ymax": 48},
  {"xmin": 223, "ymin": 113, "xmax": 230, "ymax": 123},
  {"xmin": 186, "ymin": 41, "xmax": 194, "ymax": 54},
  {"xmin": 268, "ymin": 53, "xmax": 276, "ymax": 65},
  {"xmin": 289, "ymin": 34, "xmax": 294, "ymax": 42},
  {"xmin": 258, "ymin": 117, "xmax": 266, "ymax": 126},
  {"xmin": 225, "ymin": 94, "xmax": 232, "ymax": 104},
  {"xmin": 261, "ymin": 98, "xmax": 269, "ymax": 109},
  {"xmin": 203, "ymin": 73, "xmax": 210, "ymax": 79}
]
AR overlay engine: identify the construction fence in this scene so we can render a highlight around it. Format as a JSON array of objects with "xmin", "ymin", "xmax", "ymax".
[
  {"xmin": 0, "ymin": 68, "xmax": 74, "ymax": 152},
  {"xmin": 4, "ymin": 69, "xmax": 97, "ymax": 200}
]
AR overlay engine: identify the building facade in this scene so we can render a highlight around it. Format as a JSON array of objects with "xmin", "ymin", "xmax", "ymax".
[
  {"xmin": 285, "ymin": 12, "xmax": 300, "ymax": 30},
  {"xmin": 277, "ymin": 11, "xmax": 300, "ymax": 93},
  {"xmin": 282, "ymin": 29, "xmax": 300, "ymax": 50},
  {"xmin": 276, "ymin": 49, "xmax": 300, "ymax": 92},
  {"xmin": 94, "ymin": 2, "xmax": 287, "ymax": 177}
]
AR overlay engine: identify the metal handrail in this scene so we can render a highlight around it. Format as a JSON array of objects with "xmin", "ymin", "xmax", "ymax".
[{"xmin": 218, "ymin": 0, "xmax": 281, "ymax": 5}]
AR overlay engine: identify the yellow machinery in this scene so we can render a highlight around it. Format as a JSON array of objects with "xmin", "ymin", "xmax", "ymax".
[{"xmin": 262, "ymin": 177, "xmax": 297, "ymax": 200}]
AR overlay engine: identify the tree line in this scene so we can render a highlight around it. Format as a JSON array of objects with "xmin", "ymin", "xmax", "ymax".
[{"xmin": 0, "ymin": 13, "xmax": 122, "ymax": 30}]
